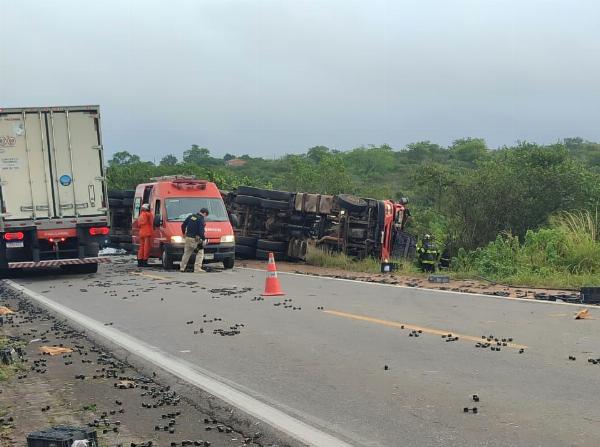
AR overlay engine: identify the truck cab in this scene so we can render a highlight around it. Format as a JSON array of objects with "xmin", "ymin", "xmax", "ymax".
[{"xmin": 131, "ymin": 176, "xmax": 235, "ymax": 269}]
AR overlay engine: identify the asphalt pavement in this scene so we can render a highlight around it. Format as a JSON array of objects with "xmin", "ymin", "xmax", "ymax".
[{"xmin": 6, "ymin": 259, "xmax": 600, "ymax": 447}]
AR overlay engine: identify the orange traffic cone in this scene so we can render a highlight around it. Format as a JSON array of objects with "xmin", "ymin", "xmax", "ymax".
[{"xmin": 262, "ymin": 252, "xmax": 285, "ymax": 296}]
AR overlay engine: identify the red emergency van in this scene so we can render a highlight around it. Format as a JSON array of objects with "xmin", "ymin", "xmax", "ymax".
[{"xmin": 131, "ymin": 176, "xmax": 235, "ymax": 269}]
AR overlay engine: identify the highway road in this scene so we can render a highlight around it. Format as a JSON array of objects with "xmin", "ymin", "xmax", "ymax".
[{"xmin": 6, "ymin": 259, "xmax": 600, "ymax": 447}]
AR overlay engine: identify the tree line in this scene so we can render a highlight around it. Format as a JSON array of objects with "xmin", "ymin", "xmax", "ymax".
[{"xmin": 107, "ymin": 137, "xmax": 600, "ymax": 285}]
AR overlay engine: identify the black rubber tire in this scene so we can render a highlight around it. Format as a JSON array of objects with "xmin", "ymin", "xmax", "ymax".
[
  {"xmin": 122, "ymin": 197, "xmax": 134, "ymax": 207},
  {"xmin": 261, "ymin": 189, "xmax": 292, "ymax": 201},
  {"xmin": 85, "ymin": 243, "xmax": 100, "ymax": 257},
  {"xmin": 236, "ymin": 186, "xmax": 292, "ymax": 201},
  {"xmin": 161, "ymin": 249, "xmax": 174, "ymax": 270},
  {"xmin": 255, "ymin": 249, "xmax": 285, "ymax": 261},
  {"xmin": 337, "ymin": 194, "xmax": 368, "ymax": 212},
  {"xmin": 223, "ymin": 257, "xmax": 235, "ymax": 269},
  {"xmin": 235, "ymin": 195, "xmax": 261, "ymax": 206},
  {"xmin": 236, "ymin": 236, "xmax": 258, "ymax": 247},
  {"xmin": 260, "ymin": 198, "xmax": 290, "ymax": 210},
  {"xmin": 109, "ymin": 198, "xmax": 123, "ymax": 207},
  {"xmin": 235, "ymin": 244, "xmax": 256, "ymax": 258},
  {"xmin": 257, "ymin": 239, "xmax": 288, "ymax": 251},
  {"xmin": 62, "ymin": 263, "xmax": 98, "ymax": 274},
  {"xmin": 109, "ymin": 190, "xmax": 135, "ymax": 199},
  {"xmin": 236, "ymin": 186, "xmax": 264, "ymax": 197}
]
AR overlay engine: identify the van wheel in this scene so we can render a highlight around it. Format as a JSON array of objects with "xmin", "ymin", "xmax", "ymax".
[
  {"xmin": 223, "ymin": 257, "xmax": 235, "ymax": 269},
  {"xmin": 162, "ymin": 249, "xmax": 174, "ymax": 270}
]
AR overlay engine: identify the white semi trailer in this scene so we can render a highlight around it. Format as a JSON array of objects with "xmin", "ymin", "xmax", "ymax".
[{"xmin": 0, "ymin": 105, "xmax": 110, "ymax": 273}]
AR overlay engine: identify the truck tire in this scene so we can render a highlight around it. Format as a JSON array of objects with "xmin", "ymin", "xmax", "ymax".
[
  {"xmin": 261, "ymin": 189, "xmax": 292, "ymax": 201},
  {"xmin": 108, "ymin": 190, "xmax": 135, "ymax": 199},
  {"xmin": 235, "ymin": 195, "xmax": 261, "ymax": 206},
  {"xmin": 235, "ymin": 244, "xmax": 255, "ymax": 258},
  {"xmin": 85, "ymin": 242, "xmax": 100, "ymax": 257},
  {"xmin": 122, "ymin": 197, "xmax": 134, "ymax": 207},
  {"xmin": 161, "ymin": 249, "xmax": 174, "ymax": 270},
  {"xmin": 255, "ymin": 249, "xmax": 285, "ymax": 261},
  {"xmin": 223, "ymin": 257, "xmax": 235, "ymax": 269},
  {"xmin": 337, "ymin": 194, "xmax": 367, "ymax": 212},
  {"xmin": 237, "ymin": 186, "xmax": 292, "ymax": 201},
  {"xmin": 236, "ymin": 186, "xmax": 263, "ymax": 197},
  {"xmin": 260, "ymin": 199, "xmax": 290, "ymax": 210},
  {"xmin": 236, "ymin": 236, "xmax": 258, "ymax": 247},
  {"xmin": 109, "ymin": 198, "xmax": 124, "ymax": 207},
  {"xmin": 257, "ymin": 239, "xmax": 287, "ymax": 252}
]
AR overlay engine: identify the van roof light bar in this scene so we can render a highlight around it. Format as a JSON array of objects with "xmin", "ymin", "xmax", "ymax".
[{"xmin": 150, "ymin": 175, "xmax": 197, "ymax": 181}]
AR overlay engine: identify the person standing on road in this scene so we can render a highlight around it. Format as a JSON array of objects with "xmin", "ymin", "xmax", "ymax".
[
  {"xmin": 136, "ymin": 203, "xmax": 154, "ymax": 267},
  {"xmin": 180, "ymin": 208, "xmax": 209, "ymax": 273}
]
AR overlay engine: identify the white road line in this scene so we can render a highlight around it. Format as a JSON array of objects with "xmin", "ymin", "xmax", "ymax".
[
  {"xmin": 239, "ymin": 267, "xmax": 592, "ymax": 309},
  {"xmin": 5, "ymin": 279, "xmax": 354, "ymax": 447}
]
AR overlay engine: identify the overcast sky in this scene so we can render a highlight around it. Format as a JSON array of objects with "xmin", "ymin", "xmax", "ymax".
[{"xmin": 1, "ymin": 1, "xmax": 599, "ymax": 160}]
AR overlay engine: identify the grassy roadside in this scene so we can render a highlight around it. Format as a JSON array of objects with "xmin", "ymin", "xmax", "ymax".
[
  {"xmin": 0, "ymin": 337, "xmax": 26, "ymax": 382},
  {"xmin": 305, "ymin": 246, "xmax": 597, "ymax": 290},
  {"xmin": 306, "ymin": 211, "xmax": 600, "ymax": 290},
  {"xmin": 306, "ymin": 246, "xmax": 424, "ymax": 276}
]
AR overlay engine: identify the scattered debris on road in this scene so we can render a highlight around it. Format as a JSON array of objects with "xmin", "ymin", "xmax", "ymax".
[{"xmin": 0, "ymin": 286, "xmax": 265, "ymax": 447}]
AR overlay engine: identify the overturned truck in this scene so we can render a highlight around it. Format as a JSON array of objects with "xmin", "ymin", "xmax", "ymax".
[{"xmin": 224, "ymin": 186, "xmax": 415, "ymax": 262}]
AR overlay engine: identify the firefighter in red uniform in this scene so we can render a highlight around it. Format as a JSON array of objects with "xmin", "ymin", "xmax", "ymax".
[{"xmin": 136, "ymin": 203, "xmax": 153, "ymax": 267}]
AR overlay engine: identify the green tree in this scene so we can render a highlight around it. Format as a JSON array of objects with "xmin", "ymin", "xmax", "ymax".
[
  {"xmin": 108, "ymin": 151, "xmax": 141, "ymax": 167},
  {"xmin": 307, "ymin": 146, "xmax": 331, "ymax": 163},
  {"xmin": 159, "ymin": 154, "xmax": 178, "ymax": 166},
  {"xmin": 183, "ymin": 145, "xmax": 211, "ymax": 164},
  {"xmin": 448, "ymin": 138, "xmax": 488, "ymax": 165}
]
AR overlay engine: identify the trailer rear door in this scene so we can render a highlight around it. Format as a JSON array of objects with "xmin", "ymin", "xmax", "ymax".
[
  {"xmin": 0, "ymin": 111, "xmax": 53, "ymax": 220},
  {"xmin": 48, "ymin": 109, "xmax": 105, "ymax": 217},
  {"xmin": 0, "ymin": 107, "xmax": 106, "ymax": 221}
]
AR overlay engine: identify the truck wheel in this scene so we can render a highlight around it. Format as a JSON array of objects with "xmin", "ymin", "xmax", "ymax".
[
  {"xmin": 162, "ymin": 249, "xmax": 174, "ymax": 270},
  {"xmin": 257, "ymin": 239, "xmax": 288, "ymax": 252},
  {"xmin": 255, "ymin": 249, "xmax": 285, "ymax": 261},
  {"xmin": 337, "ymin": 194, "xmax": 367, "ymax": 212},
  {"xmin": 108, "ymin": 190, "xmax": 135, "ymax": 199},
  {"xmin": 236, "ymin": 236, "xmax": 257, "ymax": 247},
  {"xmin": 234, "ymin": 195, "xmax": 261, "ymax": 206},
  {"xmin": 261, "ymin": 189, "xmax": 291, "ymax": 201},
  {"xmin": 62, "ymin": 263, "xmax": 98, "ymax": 274},
  {"xmin": 235, "ymin": 244, "xmax": 255, "ymax": 258},
  {"xmin": 223, "ymin": 257, "xmax": 235, "ymax": 269},
  {"xmin": 236, "ymin": 186, "xmax": 263, "ymax": 197},
  {"xmin": 260, "ymin": 199, "xmax": 290, "ymax": 210}
]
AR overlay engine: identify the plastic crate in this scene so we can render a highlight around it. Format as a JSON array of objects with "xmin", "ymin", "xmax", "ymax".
[
  {"xmin": 380, "ymin": 262, "xmax": 398, "ymax": 273},
  {"xmin": 428, "ymin": 275, "xmax": 449, "ymax": 283},
  {"xmin": 581, "ymin": 287, "xmax": 600, "ymax": 304},
  {"xmin": 27, "ymin": 426, "xmax": 97, "ymax": 447}
]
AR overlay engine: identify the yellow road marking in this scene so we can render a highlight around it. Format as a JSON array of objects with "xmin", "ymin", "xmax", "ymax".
[
  {"xmin": 323, "ymin": 310, "xmax": 528, "ymax": 350},
  {"xmin": 131, "ymin": 272, "xmax": 171, "ymax": 281}
]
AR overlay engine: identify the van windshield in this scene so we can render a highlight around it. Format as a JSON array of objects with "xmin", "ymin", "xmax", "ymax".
[{"xmin": 165, "ymin": 198, "xmax": 229, "ymax": 222}]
